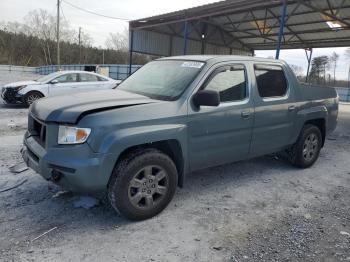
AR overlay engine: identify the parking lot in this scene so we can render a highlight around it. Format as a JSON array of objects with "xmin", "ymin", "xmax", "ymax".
[{"xmin": 0, "ymin": 72, "xmax": 349, "ymax": 262}]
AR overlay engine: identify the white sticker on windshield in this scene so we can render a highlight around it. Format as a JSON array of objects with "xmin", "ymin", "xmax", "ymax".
[{"xmin": 181, "ymin": 61, "xmax": 204, "ymax": 68}]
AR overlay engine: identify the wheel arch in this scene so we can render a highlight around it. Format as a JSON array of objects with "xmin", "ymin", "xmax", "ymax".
[
  {"xmin": 19, "ymin": 84, "xmax": 48, "ymax": 97},
  {"xmin": 296, "ymin": 106, "xmax": 328, "ymax": 147},
  {"xmin": 111, "ymin": 139, "xmax": 185, "ymax": 188},
  {"xmin": 23, "ymin": 90, "xmax": 45, "ymax": 106},
  {"xmin": 303, "ymin": 118, "xmax": 326, "ymax": 147},
  {"xmin": 25, "ymin": 90, "xmax": 45, "ymax": 97}
]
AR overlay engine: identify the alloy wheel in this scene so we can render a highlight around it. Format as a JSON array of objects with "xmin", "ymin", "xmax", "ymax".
[
  {"xmin": 128, "ymin": 165, "xmax": 169, "ymax": 210},
  {"xmin": 27, "ymin": 94, "xmax": 41, "ymax": 104},
  {"xmin": 302, "ymin": 133, "xmax": 319, "ymax": 162}
]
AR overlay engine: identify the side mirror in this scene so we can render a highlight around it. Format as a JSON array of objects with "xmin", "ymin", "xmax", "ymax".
[
  {"xmin": 112, "ymin": 80, "xmax": 122, "ymax": 89},
  {"xmin": 192, "ymin": 90, "xmax": 220, "ymax": 107},
  {"xmin": 50, "ymin": 79, "xmax": 59, "ymax": 84}
]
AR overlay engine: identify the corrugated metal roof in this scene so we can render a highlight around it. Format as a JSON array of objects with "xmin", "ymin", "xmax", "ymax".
[{"xmin": 129, "ymin": 0, "xmax": 350, "ymax": 55}]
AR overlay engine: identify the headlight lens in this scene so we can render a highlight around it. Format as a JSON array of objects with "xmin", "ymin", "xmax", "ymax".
[
  {"xmin": 58, "ymin": 126, "xmax": 91, "ymax": 144},
  {"xmin": 15, "ymin": 85, "xmax": 27, "ymax": 91}
]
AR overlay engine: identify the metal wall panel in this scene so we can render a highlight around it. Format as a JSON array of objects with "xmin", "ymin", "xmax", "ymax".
[
  {"xmin": 205, "ymin": 43, "xmax": 230, "ymax": 55},
  {"xmin": 133, "ymin": 29, "xmax": 250, "ymax": 57},
  {"xmin": 133, "ymin": 30, "xmax": 170, "ymax": 56},
  {"xmin": 171, "ymin": 36, "xmax": 202, "ymax": 55}
]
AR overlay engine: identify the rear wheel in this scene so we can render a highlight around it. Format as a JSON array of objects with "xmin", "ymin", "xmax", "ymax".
[
  {"xmin": 24, "ymin": 91, "xmax": 44, "ymax": 107},
  {"xmin": 108, "ymin": 149, "xmax": 178, "ymax": 220},
  {"xmin": 287, "ymin": 124, "xmax": 322, "ymax": 168}
]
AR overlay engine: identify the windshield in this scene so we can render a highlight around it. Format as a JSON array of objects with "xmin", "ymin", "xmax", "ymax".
[
  {"xmin": 118, "ymin": 60, "xmax": 204, "ymax": 100},
  {"xmin": 36, "ymin": 72, "xmax": 62, "ymax": 83}
]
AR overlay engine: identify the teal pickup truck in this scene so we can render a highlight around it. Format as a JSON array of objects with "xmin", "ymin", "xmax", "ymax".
[{"xmin": 21, "ymin": 55, "xmax": 338, "ymax": 220}]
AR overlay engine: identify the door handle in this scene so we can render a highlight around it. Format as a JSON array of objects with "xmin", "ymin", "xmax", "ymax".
[
  {"xmin": 241, "ymin": 110, "xmax": 251, "ymax": 119},
  {"xmin": 288, "ymin": 105, "xmax": 296, "ymax": 111}
]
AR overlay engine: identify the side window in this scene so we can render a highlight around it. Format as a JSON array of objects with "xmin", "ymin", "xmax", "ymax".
[
  {"xmin": 203, "ymin": 65, "xmax": 247, "ymax": 103},
  {"xmin": 254, "ymin": 64, "xmax": 288, "ymax": 98},
  {"xmin": 79, "ymin": 73, "xmax": 99, "ymax": 82},
  {"xmin": 98, "ymin": 76, "xmax": 108, "ymax": 81},
  {"xmin": 54, "ymin": 73, "xmax": 78, "ymax": 83}
]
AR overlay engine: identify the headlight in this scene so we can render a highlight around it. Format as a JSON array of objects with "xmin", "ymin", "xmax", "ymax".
[
  {"xmin": 58, "ymin": 126, "xmax": 91, "ymax": 144},
  {"xmin": 15, "ymin": 85, "xmax": 27, "ymax": 91}
]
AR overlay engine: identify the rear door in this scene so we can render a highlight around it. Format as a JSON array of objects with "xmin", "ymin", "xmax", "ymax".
[
  {"xmin": 188, "ymin": 63, "xmax": 254, "ymax": 171},
  {"xmin": 78, "ymin": 73, "xmax": 105, "ymax": 92},
  {"xmin": 250, "ymin": 63, "xmax": 296, "ymax": 156},
  {"xmin": 48, "ymin": 73, "xmax": 80, "ymax": 96}
]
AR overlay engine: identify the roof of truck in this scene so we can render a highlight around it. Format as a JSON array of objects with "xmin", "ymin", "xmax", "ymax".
[{"xmin": 157, "ymin": 55, "xmax": 287, "ymax": 65}]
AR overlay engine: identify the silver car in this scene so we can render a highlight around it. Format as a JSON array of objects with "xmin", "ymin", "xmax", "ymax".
[{"xmin": 1, "ymin": 70, "xmax": 121, "ymax": 106}]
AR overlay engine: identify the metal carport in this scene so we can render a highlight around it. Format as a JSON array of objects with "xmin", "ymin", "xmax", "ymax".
[{"xmin": 128, "ymin": 0, "xmax": 350, "ymax": 78}]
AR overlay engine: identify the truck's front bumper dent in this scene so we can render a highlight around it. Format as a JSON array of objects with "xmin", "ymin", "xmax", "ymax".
[{"xmin": 22, "ymin": 135, "xmax": 115, "ymax": 192}]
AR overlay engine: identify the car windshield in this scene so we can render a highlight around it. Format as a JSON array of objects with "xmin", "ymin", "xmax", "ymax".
[
  {"xmin": 118, "ymin": 60, "xmax": 205, "ymax": 101},
  {"xmin": 36, "ymin": 72, "xmax": 62, "ymax": 83}
]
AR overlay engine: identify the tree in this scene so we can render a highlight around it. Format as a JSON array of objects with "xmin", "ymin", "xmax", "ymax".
[
  {"xmin": 329, "ymin": 52, "xmax": 339, "ymax": 85},
  {"xmin": 290, "ymin": 64, "xmax": 304, "ymax": 80},
  {"xmin": 346, "ymin": 48, "xmax": 350, "ymax": 88},
  {"xmin": 105, "ymin": 29, "xmax": 129, "ymax": 64},
  {"xmin": 309, "ymin": 55, "xmax": 329, "ymax": 84},
  {"xmin": 0, "ymin": 8, "xmax": 152, "ymax": 67},
  {"xmin": 23, "ymin": 9, "xmax": 75, "ymax": 65},
  {"xmin": 105, "ymin": 29, "xmax": 128, "ymax": 51}
]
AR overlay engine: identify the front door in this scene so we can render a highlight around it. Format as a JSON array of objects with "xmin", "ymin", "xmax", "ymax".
[
  {"xmin": 48, "ymin": 73, "xmax": 80, "ymax": 96},
  {"xmin": 188, "ymin": 63, "xmax": 254, "ymax": 171},
  {"xmin": 250, "ymin": 63, "xmax": 296, "ymax": 156}
]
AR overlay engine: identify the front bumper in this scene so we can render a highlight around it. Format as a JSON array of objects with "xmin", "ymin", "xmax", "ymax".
[
  {"xmin": 1, "ymin": 87, "xmax": 24, "ymax": 104},
  {"xmin": 21, "ymin": 132, "xmax": 116, "ymax": 192}
]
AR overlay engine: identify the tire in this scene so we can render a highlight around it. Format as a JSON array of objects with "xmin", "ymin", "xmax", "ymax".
[
  {"xmin": 108, "ymin": 149, "xmax": 178, "ymax": 220},
  {"xmin": 287, "ymin": 124, "xmax": 322, "ymax": 168},
  {"xmin": 24, "ymin": 91, "xmax": 44, "ymax": 107}
]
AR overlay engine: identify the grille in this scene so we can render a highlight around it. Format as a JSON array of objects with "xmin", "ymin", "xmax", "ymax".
[{"xmin": 29, "ymin": 115, "xmax": 46, "ymax": 147}]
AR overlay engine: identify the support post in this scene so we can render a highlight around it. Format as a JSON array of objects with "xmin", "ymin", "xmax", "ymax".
[
  {"xmin": 128, "ymin": 29, "xmax": 134, "ymax": 76},
  {"xmin": 56, "ymin": 0, "xmax": 60, "ymax": 69},
  {"xmin": 169, "ymin": 35, "xmax": 173, "ymax": 56},
  {"xmin": 183, "ymin": 21, "xmax": 188, "ymax": 55},
  {"xmin": 348, "ymin": 66, "xmax": 350, "ymax": 91},
  {"xmin": 275, "ymin": 0, "xmax": 287, "ymax": 59},
  {"xmin": 201, "ymin": 23, "xmax": 206, "ymax": 55},
  {"xmin": 78, "ymin": 27, "xmax": 82, "ymax": 64},
  {"xmin": 305, "ymin": 48, "xmax": 313, "ymax": 83},
  {"xmin": 201, "ymin": 39, "xmax": 205, "ymax": 54}
]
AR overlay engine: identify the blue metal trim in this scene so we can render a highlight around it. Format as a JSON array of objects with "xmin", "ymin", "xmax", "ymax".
[
  {"xmin": 183, "ymin": 21, "xmax": 188, "ymax": 55},
  {"xmin": 128, "ymin": 29, "xmax": 134, "ymax": 76},
  {"xmin": 305, "ymin": 48, "xmax": 313, "ymax": 82},
  {"xmin": 275, "ymin": 0, "xmax": 287, "ymax": 59}
]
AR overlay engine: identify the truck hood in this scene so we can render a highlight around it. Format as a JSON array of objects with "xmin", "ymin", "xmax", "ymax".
[
  {"xmin": 30, "ymin": 89, "xmax": 157, "ymax": 124},
  {"xmin": 4, "ymin": 80, "xmax": 39, "ymax": 88}
]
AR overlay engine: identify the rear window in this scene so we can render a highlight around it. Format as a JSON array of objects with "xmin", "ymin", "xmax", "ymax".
[
  {"xmin": 80, "ymin": 73, "xmax": 99, "ymax": 82},
  {"xmin": 254, "ymin": 64, "xmax": 288, "ymax": 98},
  {"xmin": 98, "ymin": 76, "xmax": 108, "ymax": 81}
]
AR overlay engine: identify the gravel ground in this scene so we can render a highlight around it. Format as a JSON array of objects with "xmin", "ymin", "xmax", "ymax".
[{"xmin": 0, "ymin": 72, "xmax": 349, "ymax": 262}]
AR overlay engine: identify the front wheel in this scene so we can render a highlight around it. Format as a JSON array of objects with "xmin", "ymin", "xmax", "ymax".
[
  {"xmin": 287, "ymin": 124, "xmax": 322, "ymax": 168},
  {"xmin": 24, "ymin": 91, "xmax": 44, "ymax": 107},
  {"xmin": 108, "ymin": 149, "xmax": 178, "ymax": 220}
]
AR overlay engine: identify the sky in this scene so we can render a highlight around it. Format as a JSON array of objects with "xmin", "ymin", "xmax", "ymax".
[{"xmin": 1, "ymin": 0, "xmax": 349, "ymax": 79}]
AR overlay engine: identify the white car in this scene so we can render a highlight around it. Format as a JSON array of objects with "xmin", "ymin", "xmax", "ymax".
[{"xmin": 1, "ymin": 71, "xmax": 121, "ymax": 106}]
